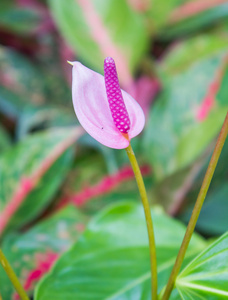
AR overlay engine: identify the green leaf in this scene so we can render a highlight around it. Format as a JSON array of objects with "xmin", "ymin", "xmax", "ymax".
[
  {"xmin": 17, "ymin": 105, "xmax": 77, "ymax": 139},
  {"xmin": 0, "ymin": 46, "xmax": 72, "ymax": 121},
  {"xmin": 0, "ymin": 205, "xmax": 89, "ymax": 300},
  {"xmin": 160, "ymin": 3, "xmax": 228, "ymax": 39},
  {"xmin": 217, "ymin": 67, "xmax": 228, "ymax": 106},
  {"xmin": 159, "ymin": 33, "xmax": 228, "ymax": 76},
  {"xmin": 176, "ymin": 107, "xmax": 226, "ymax": 168},
  {"xmin": 0, "ymin": 46, "xmax": 47, "ymax": 110},
  {"xmin": 48, "ymin": 0, "xmax": 149, "ymax": 82},
  {"xmin": 0, "ymin": 127, "xmax": 83, "ymax": 235},
  {"xmin": 182, "ymin": 183, "xmax": 228, "ymax": 236},
  {"xmin": 179, "ymin": 139, "xmax": 228, "ymax": 236},
  {"xmin": 143, "ymin": 33, "xmax": 228, "ymax": 180},
  {"xmin": 0, "ymin": 6, "xmax": 41, "ymax": 34},
  {"xmin": 35, "ymin": 202, "xmax": 206, "ymax": 300},
  {"xmin": 0, "ymin": 85, "xmax": 29, "ymax": 119},
  {"xmin": 176, "ymin": 232, "xmax": 228, "ymax": 299}
]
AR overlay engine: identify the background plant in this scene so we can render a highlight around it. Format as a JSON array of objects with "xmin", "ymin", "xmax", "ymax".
[{"xmin": 0, "ymin": 0, "xmax": 228, "ymax": 299}]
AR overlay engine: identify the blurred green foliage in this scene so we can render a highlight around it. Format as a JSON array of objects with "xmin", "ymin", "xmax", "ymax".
[{"xmin": 0, "ymin": 0, "xmax": 227, "ymax": 299}]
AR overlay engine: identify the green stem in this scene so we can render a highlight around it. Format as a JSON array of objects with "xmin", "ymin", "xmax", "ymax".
[
  {"xmin": 0, "ymin": 249, "xmax": 29, "ymax": 300},
  {"xmin": 125, "ymin": 143, "xmax": 157, "ymax": 300},
  {"xmin": 162, "ymin": 112, "xmax": 228, "ymax": 300}
]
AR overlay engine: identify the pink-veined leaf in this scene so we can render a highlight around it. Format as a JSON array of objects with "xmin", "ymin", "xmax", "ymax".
[
  {"xmin": 143, "ymin": 33, "xmax": 228, "ymax": 180},
  {"xmin": 0, "ymin": 205, "xmax": 88, "ymax": 300},
  {"xmin": 0, "ymin": 127, "xmax": 83, "ymax": 235}
]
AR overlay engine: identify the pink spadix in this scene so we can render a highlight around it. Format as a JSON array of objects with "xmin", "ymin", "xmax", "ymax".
[
  {"xmin": 71, "ymin": 57, "xmax": 145, "ymax": 149},
  {"xmin": 104, "ymin": 57, "xmax": 130, "ymax": 133}
]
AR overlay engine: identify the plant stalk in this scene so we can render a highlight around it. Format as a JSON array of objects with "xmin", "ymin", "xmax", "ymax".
[
  {"xmin": 125, "ymin": 143, "xmax": 157, "ymax": 300},
  {"xmin": 0, "ymin": 249, "xmax": 29, "ymax": 300},
  {"xmin": 162, "ymin": 112, "xmax": 228, "ymax": 300}
]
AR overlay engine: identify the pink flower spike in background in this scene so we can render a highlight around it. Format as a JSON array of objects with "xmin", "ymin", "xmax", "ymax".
[{"xmin": 70, "ymin": 57, "xmax": 145, "ymax": 149}]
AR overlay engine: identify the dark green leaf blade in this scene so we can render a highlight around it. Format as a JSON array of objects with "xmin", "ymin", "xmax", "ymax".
[{"xmin": 182, "ymin": 183, "xmax": 228, "ymax": 236}]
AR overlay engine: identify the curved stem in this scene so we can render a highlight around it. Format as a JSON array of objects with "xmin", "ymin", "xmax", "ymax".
[
  {"xmin": 125, "ymin": 143, "xmax": 157, "ymax": 300},
  {"xmin": 162, "ymin": 112, "xmax": 228, "ymax": 300},
  {"xmin": 0, "ymin": 249, "xmax": 29, "ymax": 300}
]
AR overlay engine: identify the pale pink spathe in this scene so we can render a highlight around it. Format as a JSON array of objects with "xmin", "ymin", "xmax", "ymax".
[{"xmin": 71, "ymin": 61, "xmax": 145, "ymax": 149}]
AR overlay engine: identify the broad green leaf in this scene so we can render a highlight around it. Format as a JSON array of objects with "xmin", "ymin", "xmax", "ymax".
[
  {"xmin": 143, "ymin": 33, "xmax": 228, "ymax": 180},
  {"xmin": 176, "ymin": 232, "xmax": 228, "ymax": 299},
  {"xmin": 48, "ymin": 0, "xmax": 149, "ymax": 82},
  {"xmin": 35, "ymin": 202, "xmax": 206, "ymax": 300},
  {"xmin": 0, "ymin": 205, "xmax": 89, "ymax": 300},
  {"xmin": 0, "ymin": 127, "xmax": 83, "ymax": 235}
]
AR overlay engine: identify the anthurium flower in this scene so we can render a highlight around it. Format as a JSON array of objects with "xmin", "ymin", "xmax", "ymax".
[{"xmin": 71, "ymin": 57, "xmax": 145, "ymax": 149}]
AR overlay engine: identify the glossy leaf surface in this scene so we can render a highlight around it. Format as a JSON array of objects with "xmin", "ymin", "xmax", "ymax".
[
  {"xmin": 35, "ymin": 202, "xmax": 206, "ymax": 300},
  {"xmin": 176, "ymin": 232, "xmax": 228, "ymax": 299}
]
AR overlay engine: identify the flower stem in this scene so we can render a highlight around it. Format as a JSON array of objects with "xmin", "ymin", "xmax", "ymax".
[
  {"xmin": 125, "ymin": 143, "xmax": 157, "ymax": 300},
  {"xmin": 162, "ymin": 112, "xmax": 228, "ymax": 300},
  {"xmin": 0, "ymin": 249, "xmax": 29, "ymax": 300}
]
